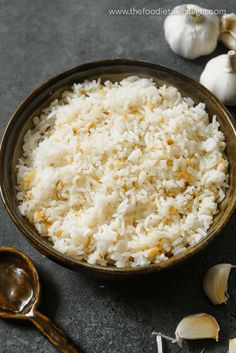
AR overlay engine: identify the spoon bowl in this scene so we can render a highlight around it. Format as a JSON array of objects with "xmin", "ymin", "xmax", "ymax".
[
  {"xmin": 0, "ymin": 247, "xmax": 83, "ymax": 353},
  {"xmin": 0, "ymin": 248, "xmax": 39, "ymax": 318}
]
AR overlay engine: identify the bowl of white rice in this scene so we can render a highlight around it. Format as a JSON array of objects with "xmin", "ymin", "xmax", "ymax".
[{"xmin": 0, "ymin": 59, "xmax": 235, "ymax": 277}]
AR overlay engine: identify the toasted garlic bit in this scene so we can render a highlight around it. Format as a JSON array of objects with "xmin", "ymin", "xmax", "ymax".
[
  {"xmin": 200, "ymin": 50, "xmax": 236, "ymax": 106},
  {"xmin": 203, "ymin": 263, "xmax": 236, "ymax": 305},
  {"xmin": 164, "ymin": 4, "xmax": 219, "ymax": 59},
  {"xmin": 147, "ymin": 246, "xmax": 161, "ymax": 259},
  {"xmin": 22, "ymin": 171, "xmax": 35, "ymax": 190},
  {"xmin": 175, "ymin": 313, "xmax": 220, "ymax": 346},
  {"xmin": 220, "ymin": 13, "xmax": 236, "ymax": 50},
  {"xmin": 229, "ymin": 338, "xmax": 236, "ymax": 353}
]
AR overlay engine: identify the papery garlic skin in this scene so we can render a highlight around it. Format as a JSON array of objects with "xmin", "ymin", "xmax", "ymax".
[
  {"xmin": 156, "ymin": 335, "xmax": 163, "ymax": 353},
  {"xmin": 229, "ymin": 338, "xmax": 236, "ymax": 353},
  {"xmin": 175, "ymin": 313, "xmax": 220, "ymax": 345},
  {"xmin": 220, "ymin": 13, "xmax": 236, "ymax": 50},
  {"xmin": 203, "ymin": 263, "xmax": 233, "ymax": 305},
  {"xmin": 164, "ymin": 4, "xmax": 220, "ymax": 59},
  {"xmin": 200, "ymin": 50, "xmax": 236, "ymax": 106}
]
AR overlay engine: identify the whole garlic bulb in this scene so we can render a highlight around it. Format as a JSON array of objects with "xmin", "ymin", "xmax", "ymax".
[
  {"xmin": 164, "ymin": 4, "xmax": 220, "ymax": 59},
  {"xmin": 200, "ymin": 50, "xmax": 236, "ymax": 106},
  {"xmin": 220, "ymin": 13, "xmax": 236, "ymax": 50},
  {"xmin": 229, "ymin": 338, "xmax": 236, "ymax": 353}
]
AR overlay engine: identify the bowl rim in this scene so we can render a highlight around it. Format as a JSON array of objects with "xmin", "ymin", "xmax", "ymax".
[{"xmin": 1, "ymin": 58, "xmax": 236, "ymax": 276}]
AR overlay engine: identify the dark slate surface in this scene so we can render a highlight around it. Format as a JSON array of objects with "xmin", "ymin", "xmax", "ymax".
[{"xmin": 0, "ymin": 0, "xmax": 235, "ymax": 352}]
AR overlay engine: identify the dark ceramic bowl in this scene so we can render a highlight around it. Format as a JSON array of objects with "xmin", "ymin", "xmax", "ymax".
[{"xmin": 0, "ymin": 59, "xmax": 236, "ymax": 278}]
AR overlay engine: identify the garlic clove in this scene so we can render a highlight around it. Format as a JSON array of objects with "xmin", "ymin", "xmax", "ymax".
[
  {"xmin": 175, "ymin": 313, "xmax": 220, "ymax": 346},
  {"xmin": 229, "ymin": 338, "xmax": 236, "ymax": 353},
  {"xmin": 200, "ymin": 50, "xmax": 236, "ymax": 106},
  {"xmin": 220, "ymin": 13, "xmax": 236, "ymax": 50},
  {"xmin": 203, "ymin": 263, "xmax": 235, "ymax": 305},
  {"xmin": 164, "ymin": 4, "xmax": 219, "ymax": 59}
]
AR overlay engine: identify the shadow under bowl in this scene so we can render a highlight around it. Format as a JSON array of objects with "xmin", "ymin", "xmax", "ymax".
[{"xmin": 0, "ymin": 59, "xmax": 236, "ymax": 278}]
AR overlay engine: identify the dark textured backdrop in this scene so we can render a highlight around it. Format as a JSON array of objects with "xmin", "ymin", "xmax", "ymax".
[{"xmin": 0, "ymin": 1, "xmax": 235, "ymax": 352}]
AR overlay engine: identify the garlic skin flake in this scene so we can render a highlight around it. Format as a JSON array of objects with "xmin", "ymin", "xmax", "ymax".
[
  {"xmin": 229, "ymin": 338, "xmax": 236, "ymax": 353},
  {"xmin": 200, "ymin": 50, "xmax": 236, "ymax": 106},
  {"xmin": 203, "ymin": 263, "xmax": 235, "ymax": 305},
  {"xmin": 175, "ymin": 313, "xmax": 220, "ymax": 345},
  {"xmin": 164, "ymin": 4, "xmax": 220, "ymax": 59},
  {"xmin": 155, "ymin": 335, "xmax": 163, "ymax": 353},
  {"xmin": 220, "ymin": 13, "xmax": 236, "ymax": 50}
]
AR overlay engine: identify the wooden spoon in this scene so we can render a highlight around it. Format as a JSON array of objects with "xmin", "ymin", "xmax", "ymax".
[{"xmin": 0, "ymin": 247, "xmax": 83, "ymax": 353}]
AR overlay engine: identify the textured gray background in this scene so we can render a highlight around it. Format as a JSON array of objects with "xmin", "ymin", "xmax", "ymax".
[{"xmin": 0, "ymin": 0, "xmax": 235, "ymax": 352}]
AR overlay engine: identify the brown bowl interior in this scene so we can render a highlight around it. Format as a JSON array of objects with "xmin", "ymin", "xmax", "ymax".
[{"xmin": 0, "ymin": 59, "xmax": 236, "ymax": 278}]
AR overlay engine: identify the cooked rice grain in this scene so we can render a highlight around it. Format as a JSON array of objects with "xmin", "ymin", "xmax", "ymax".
[{"xmin": 16, "ymin": 77, "xmax": 228, "ymax": 267}]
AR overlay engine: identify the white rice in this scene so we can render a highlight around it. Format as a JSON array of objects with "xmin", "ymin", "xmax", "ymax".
[{"xmin": 16, "ymin": 77, "xmax": 228, "ymax": 268}]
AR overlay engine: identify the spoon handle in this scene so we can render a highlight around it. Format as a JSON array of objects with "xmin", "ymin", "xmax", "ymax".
[{"xmin": 30, "ymin": 310, "xmax": 83, "ymax": 353}]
